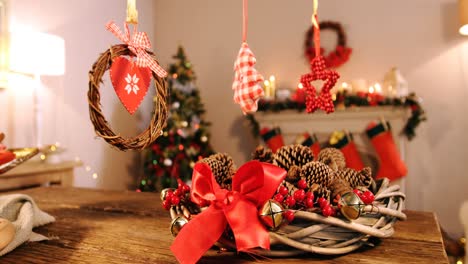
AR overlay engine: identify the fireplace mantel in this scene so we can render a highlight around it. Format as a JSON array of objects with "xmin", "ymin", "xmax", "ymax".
[{"xmin": 252, "ymin": 106, "xmax": 411, "ymax": 193}]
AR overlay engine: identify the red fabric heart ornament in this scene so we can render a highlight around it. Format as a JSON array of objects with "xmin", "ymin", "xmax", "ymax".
[{"xmin": 110, "ymin": 56, "xmax": 152, "ymax": 115}]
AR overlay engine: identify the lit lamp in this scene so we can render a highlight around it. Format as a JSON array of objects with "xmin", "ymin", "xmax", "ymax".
[
  {"xmin": 460, "ymin": 0, "xmax": 468, "ymax": 35},
  {"xmin": 8, "ymin": 30, "xmax": 65, "ymax": 147}
]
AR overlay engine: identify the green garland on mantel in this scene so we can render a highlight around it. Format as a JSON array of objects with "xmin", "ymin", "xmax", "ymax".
[{"xmin": 247, "ymin": 92, "xmax": 426, "ymax": 141}]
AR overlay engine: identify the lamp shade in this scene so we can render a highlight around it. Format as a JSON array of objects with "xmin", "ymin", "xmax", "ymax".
[
  {"xmin": 460, "ymin": 0, "xmax": 468, "ymax": 35},
  {"xmin": 9, "ymin": 31, "xmax": 65, "ymax": 76}
]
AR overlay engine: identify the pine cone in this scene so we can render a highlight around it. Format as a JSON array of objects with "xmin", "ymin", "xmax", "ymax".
[
  {"xmin": 301, "ymin": 161, "xmax": 334, "ymax": 188},
  {"xmin": 199, "ymin": 153, "xmax": 235, "ymax": 189},
  {"xmin": 286, "ymin": 165, "xmax": 302, "ymax": 183},
  {"xmin": 317, "ymin": 148, "xmax": 346, "ymax": 171},
  {"xmin": 252, "ymin": 146, "xmax": 273, "ymax": 163},
  {"xmin": 329, "ymin": 177, "xmax": 352, "ymax": 199},
  {"xmin": 314, "ymin": 185, "xmax": 331, "ymax": 201},
  {"xmin": 273, "ymin": 145, "xmax": 314, "ymax": 171},
  {"xmin": 336, "ymin": 167, "xmax": 372, "ymax": 188}
]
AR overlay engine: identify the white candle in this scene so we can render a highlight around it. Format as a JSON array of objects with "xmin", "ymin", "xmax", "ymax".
[
  {"xmin": 269, "ymin": 75, "xmax": 276, "ymax": 98},
  {"xmin": 264, "ymin": 80, "xmax": 271, "ymax": 98}
]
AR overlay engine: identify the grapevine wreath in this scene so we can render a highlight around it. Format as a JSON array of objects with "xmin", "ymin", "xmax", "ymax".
[
  {"xmin": 305, "ymin": 21, "xmax": 352, "ymax": 68},
  {"xmin": 88, "ymin": 44, "xmax": 168, "ymax": 151}
]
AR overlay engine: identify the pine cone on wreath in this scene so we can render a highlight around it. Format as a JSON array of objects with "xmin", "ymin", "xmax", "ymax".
[
  {"xmin": 317, "ymin": 148, "xmax": 346, "ymax": 172},
  {"xmin": 199, "ymin": 153, "xmax": 235, "ymax": 190},
  {"xmin": 335, "ymin": 167, "xmax": 373, "ymax": 188},
  {"xmin": 329, "ymin": 177, "xmax": 353, "ymax": 199},
  {"xmin": 252, "ymin": 146, "xmax": 273, "ymax": 163},
  {"xmin": 273, "ymin": 145, "xmax": 314, "ymax": 171},
  {"xmin": 301, "ymin": 161, "xmax": 334, "ymax": 188},
  {"xmin": 314, "ymin": 185, "xmax": 331, "ymax": 201},
  {"xmin": 286, "ymin": 165, "xmax": 302, "ymax": 183}
]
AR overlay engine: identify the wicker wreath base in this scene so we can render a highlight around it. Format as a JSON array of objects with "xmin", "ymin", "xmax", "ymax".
[
  {"xmin": 169, "ymin": 178, "xmax": 406, "ymax": 256},
  {"xmin": 88, "ymin": 44, "xmax": 168, "ymax": 151}
]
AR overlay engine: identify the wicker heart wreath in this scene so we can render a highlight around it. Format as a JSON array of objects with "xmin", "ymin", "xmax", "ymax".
[{"xmin": 88, "ymin": 44, "xmax": 168, "ymax": 150}]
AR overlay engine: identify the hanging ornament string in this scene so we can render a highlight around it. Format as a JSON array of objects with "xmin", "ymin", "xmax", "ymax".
[
  {"xmin": 232, "ymin": 0, "xmax": 265, "ymax": 114},
  {"xmin": 299, "ymin": 0, "xmax": 340, "ymax": 114},
  {"xmin": 242, "ymin": 0, "xmax": 248, "ymax": 42},
  {"xmin": 312, "ymin": 0, "xmax": 321, "ymax": 57}
]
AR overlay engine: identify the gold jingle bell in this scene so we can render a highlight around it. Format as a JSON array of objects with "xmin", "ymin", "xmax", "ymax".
[
  {"xmin": 160, "ymin": 188, "xmax": 176, "ymax": 201},
  {"xmin": 170, "ymin": 216, "xmax": 189, "ymax": 237},
  {"xmin": 339, "ymin": 192, "xmax": 363, "ymax": 220},
  {"xmin": 258, "ymin": 199, "xmax": 284, "ymax": 231}
]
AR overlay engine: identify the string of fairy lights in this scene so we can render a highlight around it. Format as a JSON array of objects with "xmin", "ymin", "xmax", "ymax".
[{"xmin": 40, "ymin": 142, "xmax": 99, "ymax": 180}]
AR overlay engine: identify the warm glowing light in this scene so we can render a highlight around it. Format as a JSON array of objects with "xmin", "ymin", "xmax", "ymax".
[
  {"xmin": 297, "ymin": 83, "xmax": 304, "ymax": 89},
  {"xmin": 264, "ymin": 80, "xmax": 270, "ymax": 86},
  {"xmin": 9, "ymin": 30, "xmax": 65, "ymax": 75},
  {"xmin": 85, "ymin": 166, "xmax": 91, "ymax": 172},
  {"xmin": 332, "ymin": 94, "xmax": 337, "ymax": 101},
  {"xmin": 74, "ymin": 157, "xmax": 81, "ymax": 162},
  {"xmin": 368, "ymin": 86, "xmax": 375, "ymax": 94},
  {"xmin": 50, "ymin": 145, "xmax": 57, "ymax": 151},
  {"xmin": 342, "ymin": 82, "xmax": 349, "ymax": 89},
  {"xmin": 460, "ymin": 24, "xmax": 468, "ymax": 35},
  {"xmin": 374, "ymin": 83, "xmax": 382, "ymax": 93},
  {"xmin": 40, "ymin": 154, "xmax": 46, "ymax": 160},
  {"xmin": 92, "ymin": 173, "xmax": 98, "ymax": 179},
  {"xmin": 172, "ymin": 73, "xmax": 178, "ymax": 79},
  {"xmin": 178, "ymin": 144, "xmax": 184, "ymax": 151},
  {"xmin": 181, "ymin": 121, "xmax": 188, "ymax": 127},
  {"xmin": 269, "ymin": 75, "xmax": 276, "ymax": 82}
]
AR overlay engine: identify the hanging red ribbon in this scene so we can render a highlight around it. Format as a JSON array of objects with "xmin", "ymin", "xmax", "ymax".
[
  {"xmin": 171, "ymin": 161, "xmax": 286, "ymax": 264},
  {"xmin": 106, "ymin": 21, "xmax": 167, "ymax": 78}
]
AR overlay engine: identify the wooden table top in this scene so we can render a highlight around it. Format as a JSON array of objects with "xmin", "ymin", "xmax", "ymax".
[{"xmin": 1, "ymin": 187, "xmax": 448, "ymax": 264}]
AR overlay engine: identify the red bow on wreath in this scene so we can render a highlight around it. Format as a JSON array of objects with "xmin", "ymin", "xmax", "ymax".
[
  {"xmin": 171, "ymin": 161, "xmax": 286, "ymax": 264},
  {"xmin": 106, "ymin": 21, "xmax": 167, "ymax": 78},
  {"xmin": 307, "ymin": 45, "xmax": 352, "ymax": 69}
]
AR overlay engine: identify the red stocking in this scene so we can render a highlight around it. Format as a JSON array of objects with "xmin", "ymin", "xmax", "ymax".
[
  {"xmin": 260, "ymin": 127, "xmax": 285, "ymax": 153},
  {"xmin": 367, "ymin": 121, "xmax": 407, "ymax": 181},
  {"xmin": 296, "ymin": 132, "xmax": 321, "ymax": 158},
  {"xmin": 330, "ymin": 131, "xmax": 364, "ymax": 170}
]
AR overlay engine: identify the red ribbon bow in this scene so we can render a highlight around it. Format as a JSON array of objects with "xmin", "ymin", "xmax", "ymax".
[
  {"xmin": 106, "ymin": 21, "xmax": 167, "ymax": 78},
  {"xmin": 171, "ymin": 161, "xmax": 286, "ymax": 264}
]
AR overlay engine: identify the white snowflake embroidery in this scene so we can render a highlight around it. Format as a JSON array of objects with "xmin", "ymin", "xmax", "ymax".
[{"xmin": 125, "ymin": 74, "xmax": 140, "ymax": 94}]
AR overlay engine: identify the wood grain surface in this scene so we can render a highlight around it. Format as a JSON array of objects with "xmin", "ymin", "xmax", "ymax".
[{"xmin": 1, "ymin": 187, "xmax": 448, "ymax": 264}]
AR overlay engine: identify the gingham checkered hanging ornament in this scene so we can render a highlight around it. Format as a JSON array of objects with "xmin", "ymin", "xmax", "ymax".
[
  {"xmin": 233, "ymin": 43, "xmax": 264, "ymax": 114},
  {"xmin": 232, "ymin": 0, "xmax": 265, "ymax": 114},
  {"xmin": 299, "ymin": 3, "xmax": 340, "ymax": 114}
]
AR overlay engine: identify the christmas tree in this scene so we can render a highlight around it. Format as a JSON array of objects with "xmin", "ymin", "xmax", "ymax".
[{"xmin": 139, "ymin": 46, "xmax": 214, "ymax": 191}]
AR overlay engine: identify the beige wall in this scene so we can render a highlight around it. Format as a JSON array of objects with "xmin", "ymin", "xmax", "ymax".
[{"xmin": 153, "ymin": 0, "xmax": 468, "ymax": 236}]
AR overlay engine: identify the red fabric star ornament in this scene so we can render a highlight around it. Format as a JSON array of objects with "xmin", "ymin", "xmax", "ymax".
[{"xmin": 300, "ymin": 55, "xmax": 340, "ymax": 114}]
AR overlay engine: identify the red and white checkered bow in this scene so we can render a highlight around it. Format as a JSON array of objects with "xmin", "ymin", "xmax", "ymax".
[
  {"xmin": 106, "ymin": 21, "xmax": 167, "ymax": 78},
  {"xmin": 232, "ymin": 42, "xmax": 264, "ymax": 114}
]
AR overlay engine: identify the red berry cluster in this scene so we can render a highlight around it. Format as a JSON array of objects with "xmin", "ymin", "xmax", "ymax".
[
  {"xmin": 300, "ymin": 56, "xmax": 340, "ymax": 114},
  {"xmin": 353, "ymin": 189, "xmax": 375, "ymax": 205},
  {"xmin": 162, "ymin": 179, "xmax": 191, "ymax": 210},
  {"xmin": 318, "ymin": 197, "xmax": 336, "ymax": 217},
  {"xmin": 275, "ymin": 179, "xmax": 315, "ymax": 212}
]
